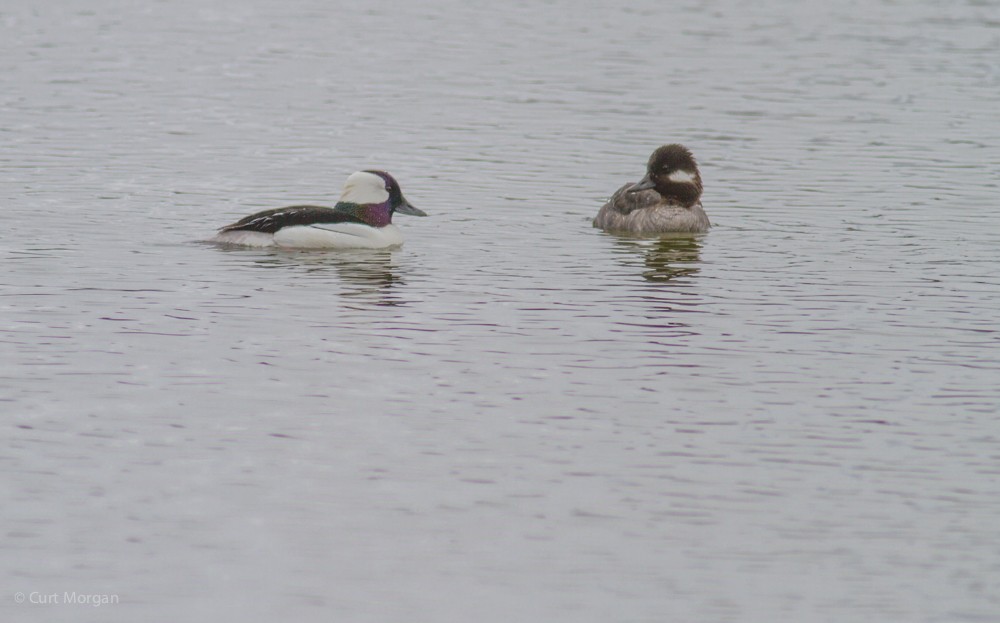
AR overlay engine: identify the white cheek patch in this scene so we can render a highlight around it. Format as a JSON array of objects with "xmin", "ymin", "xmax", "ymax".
[
  {"xmin": 668, "ymin": 169, "xmax": 697, "ymax": 184},
  {"xmin": 339, "ymin": 171, "xmax": 390, "ymax": 204}
]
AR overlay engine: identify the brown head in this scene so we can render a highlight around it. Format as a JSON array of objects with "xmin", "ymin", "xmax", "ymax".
[{"xmin": 628, "ymin": 144, "xmax": 702, "ymax": 207}]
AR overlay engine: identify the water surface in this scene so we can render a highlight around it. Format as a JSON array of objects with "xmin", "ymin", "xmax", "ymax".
[{"xmin": 3, "ymin": 1, "xmax": 1000, "ymax": 621}]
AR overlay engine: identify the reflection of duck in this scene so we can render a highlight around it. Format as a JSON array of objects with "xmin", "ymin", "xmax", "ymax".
[
  {"xmin": 328, "ymin": 251, "xmax": 403, "ymax": 302},
  {"xmin": 213, "ymin": 170, "xmax": 426, "ymax": 249},
  {"xmin": 218, "ymin": 247, "xmax": 407, "ymax": 305},
  {"xmin": 594, "ymin": 144, "xmax": 710, "ymax": 234},
  {"xmin": 614, "ymin": 235, "xmax": 703, "ymax": 282},
  {"xmin": 642, "ymin": 235, "xmax": 702, "ymax": 282}
]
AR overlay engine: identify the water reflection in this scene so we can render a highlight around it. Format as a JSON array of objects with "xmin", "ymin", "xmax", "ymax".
[
  {"xmin": 332, "ymin": 254, "xmax": 407, "ymax": 306},
  {"xmin": 594, "ymin": 234, "xmax": 708, "ymax": 341},
  {"xmin": 612, "ymin": 234, "xmax": 704, "ymax": 282},
  {"xmin": 211, "ymin": 245, "xmax": 408, "ymax": 306}
]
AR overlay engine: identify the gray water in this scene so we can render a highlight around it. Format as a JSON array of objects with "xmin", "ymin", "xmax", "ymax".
[{"xmin": 3, "ymin": 0, "xmax": 1000, "ymax": 621}]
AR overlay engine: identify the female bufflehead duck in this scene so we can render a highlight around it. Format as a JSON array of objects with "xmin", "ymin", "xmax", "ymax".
[
  {"xmin": 593, "ymin": 144, "xmax": 709, "ymax": 234},
  {"xmin": 212, "ymin": 170, "xmax": 426, "ymax": 249}
]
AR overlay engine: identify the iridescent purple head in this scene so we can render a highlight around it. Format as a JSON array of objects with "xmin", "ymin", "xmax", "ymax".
[{"xmin": 335, "ymin": 170, "xmax": 426, "ymax": 227}]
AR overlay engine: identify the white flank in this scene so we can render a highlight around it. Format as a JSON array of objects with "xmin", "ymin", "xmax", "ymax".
[
  {"xmin": 339, "ymin": 171, "xmax": 390, "ymax": 204},
  {"xmin": 272, "ymin": 223, "xmax": 404, "ymax": 249},
  {"xmin": 668, "ymin": 169, "xmax": 697, "ymax": 184},
  {"xmin": 212, "ymin": 230, "xmax": 276, "ymax": 247}
]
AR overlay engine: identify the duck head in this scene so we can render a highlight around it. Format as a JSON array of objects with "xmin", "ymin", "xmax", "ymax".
[
  {"xmin": 337, "ymin": 170, "xmax": 427, "ymax": 226},
  {"xmin": 628, "ymin": 144, "xmax": 702, "ymax": 207}
]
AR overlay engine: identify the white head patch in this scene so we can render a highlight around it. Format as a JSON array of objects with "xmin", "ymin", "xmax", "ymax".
[
  {"xmin": 668, "ymin": 169, "xmax": 697, "ymax": 184},
  {"xmin": 339, "ymin": 171, "xmax": 390, "ymax": 204}
]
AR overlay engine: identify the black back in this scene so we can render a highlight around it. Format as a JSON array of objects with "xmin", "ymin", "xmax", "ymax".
[{"xmin": 218, "ymin": 205, "xmax": 366, "ymax": 234}]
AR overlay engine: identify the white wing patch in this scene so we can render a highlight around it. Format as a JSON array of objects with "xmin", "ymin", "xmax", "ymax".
[
  {"xmin": 339, "ymin": 171, "xmax": 390, "ymax": 204},
  {"xmin": 668, "ymin": 169, "xmax": 697, "ymax": 184}
]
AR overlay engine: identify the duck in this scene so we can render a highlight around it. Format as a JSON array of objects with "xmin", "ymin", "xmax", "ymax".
[
  {"xmin": 212, "ymin": 170, "xmax": 426, "ymax": 249},
  {"xmin": 593, "ymin": 144, "xmax": 709, "ymax": 234}
]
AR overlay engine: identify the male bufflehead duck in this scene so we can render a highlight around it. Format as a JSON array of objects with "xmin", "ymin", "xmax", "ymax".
[
  {"xmin": 593, "ymin": 144, "xmax": 709, "ymax": 234},
  {"xmin": 212, "ymin": 170, "xmax": 426, "ymax": 249}
]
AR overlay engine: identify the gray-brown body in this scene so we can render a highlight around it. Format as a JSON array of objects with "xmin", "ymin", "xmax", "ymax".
[{"xmin": 593, "ymin": 183, "xmax": 710, "ymax": 234}]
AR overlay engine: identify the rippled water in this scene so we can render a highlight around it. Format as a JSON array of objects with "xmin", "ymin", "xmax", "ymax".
[{"xmin": 3, "ymin": 1, "xmax": 1000, "ymax": 621}]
